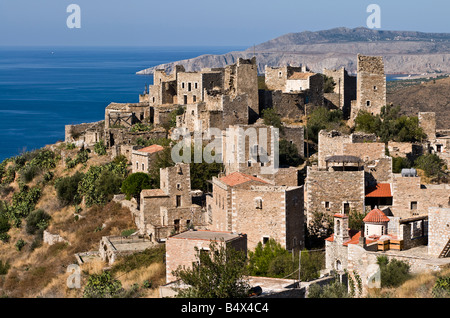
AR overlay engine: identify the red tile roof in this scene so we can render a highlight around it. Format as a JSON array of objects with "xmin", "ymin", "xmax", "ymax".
[
  {"xmin": 288, "ymin": 72, "xmax": 314, "ymax": 80},
  {"xmin": 333, "ymin": 213, "xmax": 348, "ymax": 218},
  {"xmin": 365, "ymin": 183, "xmax": 392, "ymax": 198},
  {"xmin": 363, "ymin": 208, "xmax": 390, "ymax": 223},
  {"xmin": 325, "ymin": 230, "xmax": 377, "ymax": 246},
  {"xmin": 138, "ymin": 144, "xmax": 164, "ymax": 154},
  {"xmin": 219, "ymin": 172, "xmax": 268, "ymax": 187}
]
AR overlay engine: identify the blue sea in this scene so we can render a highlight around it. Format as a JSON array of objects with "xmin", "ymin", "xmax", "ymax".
[{"xmin": 0, "ymin": 46, "xmax": 245, "ymax": 161}]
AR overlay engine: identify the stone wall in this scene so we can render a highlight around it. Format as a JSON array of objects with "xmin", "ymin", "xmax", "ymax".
[
  {"xmin": 305, "ymin": 167, "xmax": 365, "ymax": 222},
  {"xmin": 65, "ymin": 121, "xmax": 105, "ymax": 147},
  {"xmin": 428, "ymin": 207, "xmax": 450, "ymax": 257},
  {"xmin": 323, "ymin": 67, "xmax": 357, "ymax": 118},
  {"xmin": 259, "ymin": 90, "xmax": 306, "ymax": 122},
  {"xmin": 419, "ymin": 112, "xmax": 437, "ymax": 141},
  {"xmin": 352, "ymin": 54, "xmax": 386, "ymax": 122},
  {"xmin": 231, "ymin": 185, "xmax": 304, "ymax": 251},
  {"xmin": 165, "ymin": 231, "xmax": 247, "ymax": 283},
  {"xmin": 392, "ymin": 174, "xmax": 450, "ymax": 218},
  {"xmin": 317, "ymin": 130, "xmax": 352, "ymax": 169}
]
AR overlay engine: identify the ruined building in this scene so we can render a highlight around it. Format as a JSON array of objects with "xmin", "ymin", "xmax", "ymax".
[
  {"xmin": 133, "ymin": 163, "xmax": 206, "ymax": 241},
  {"xmin": 260, "ymin": 65, "xmax": 324, "ymax": 122},
  {"xmin": 323, "ymin": 54, "xmax": 386, "ymax": 122}
]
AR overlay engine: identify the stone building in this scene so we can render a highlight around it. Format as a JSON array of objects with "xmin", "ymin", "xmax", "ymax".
[
  {"xmin": 65, "ymin": 120, "xmax": 105, "ymax": 148},
  {"xmin": 428, "ymin": 207, "xmax": 450, "ymax": 258},
  {"xmin": 145, "ymin": 57, "xmax": 259, "ymax": 128},
  {"xmin": 305, "ymin": 163, "xmax": 366, "ymax": 223},
  {"xmin": 207, "ymin": 171, "xmax": 304, "ymax": 251},
  {"xmin": 391, "ymin": 172, "xmax": 450, "ymax": 219},
  {"xmin": 351, "ymin": 54, "xmax": 386, "ymax": 121},
  {"xmin": 323, "ymin": 67, "xmax": 357, "ymax": 119},
  {"xmin": 165, "ymin": 230, "xmax": 247, "ymax": 284},
  {"xmin": 131, "ymin": 144, "xmax": 164, "ymax": 173},
  {"xmin": 134, "ymin": 163, "xmax": 206, "ymax": 241},
  {"xmin": 322, "ymin": 54, "xmax": 386, "ymax": 124},
  {"xmin": 220, "ymin": 122, "xmax": 304, "ymax": 179},
  {"xmin": 262, "ymin": 65, "xmax": 324, "ymax": 121}
]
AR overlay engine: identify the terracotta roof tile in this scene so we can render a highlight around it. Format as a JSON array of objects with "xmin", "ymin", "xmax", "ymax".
[
  {"xmin": 363, "ymin": 208, "xmax": 390, "ymax": 223},
  {"xmin": 138, "ymin": 144, "xmax": 164, "ymax": 154},
  {"xmin": 287, "ymin": 72, "xmax": 314, "ymax": 80},
  {"xmin": 365, "ymin": 183, "xmax": 392, "ymax": 197},
  {"xmin": 219, "ymin": 172, "xmax": 268, "ymax": 187}
]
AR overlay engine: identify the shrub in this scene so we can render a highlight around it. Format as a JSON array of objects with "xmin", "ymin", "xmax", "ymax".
[
  {"xmin": 307, "ymin": 279, "xmax": 349, "ymax": 298},
  {"xmin": 0, "ymin": 214, "xmax": 11, "ymax": 234},
  {"xmin": 248, "ymin": 239, "xmax": 292, "ymax": 277},
  {"xmin": 78, "ymin": 163, "xmax": 127, "ymax": 207},
  {"xmin": 55, "ymin": 172, "xmax": 84, "ymax": 206},
  {"xmin": 15, "ymin": 239, "xmax": 26, "ymax": 251},
  {"xmin": 0, "ymin": 260, "xmax": 10, "ymax": 275},
  {"xmin": 432, "ymin": 275, "xmax": 450, "ymax": 298},
  {"xmin": 94, "ymin": 141, "xmax": 107, "ymax": 156},
  {"xmin": 377, "ymin": 256, "xmax": 411, "ymax": 288},
  {"xmin": 172, "ymin": 241, "xmax": 250, "ymax": 298},
  {"xmin": 19, "ymin": 164, "xmax": 42, "ymax": 183},
  {"xmin": 26, "ymin": 209, "xmax": 51, "ymax": 235},
  {"xmin": 83, "ymin": 271, "xmax": 123, "ymax": 298},
  {"xmin": 121, "ymin": 173, "xmax": 152, "ymax": 201}
]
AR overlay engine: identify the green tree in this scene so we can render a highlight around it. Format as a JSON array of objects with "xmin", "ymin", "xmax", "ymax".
[
  {"xmin": 173, "ymin": 241, "xmax": 250, "ymax": 298},
  {"xmin": 306, "ymin": 210, "xmax": 334, "ymax": 248},
  {"xmin": 323, "ymin": 75, "xmax": 336, "ymax": 93},
  {"xmin": 392, "ymin": 156, "xmax": 412, "ymax": 173},
  {"xmin": 348, "ymin": 209, "xmax": 366, "ymax": 231},
  {"xmin": 306, "ymin": 107, "xmax": 344, "ymax": 144},
  {"xmin": 354, "ymin": 110, "xmax": 381, "ymax": 134},
  {"xmin": 83, "ymin": 271, "xmax": 123, "ymax": 298},
  {"xmin": 279, "ymin": 139, "xmax": 303, "ymax": 167},
  {"xmin": 299, "ymin": 249, "xmax": 324, "ymax": 282},
  {"xmin": 414, "ymin": 153, "xmax": 447, "ymax": 181},
  {"xmin": 248, "ymin": 238, "xmax": 291, "ymax": 277},
  {"xmin": 120, "ymin": 172, "xmax": 152, "ymax": 206},
  {"xmin": 261, "ymin": 108, "xmax": 282, "ymax": 130}
]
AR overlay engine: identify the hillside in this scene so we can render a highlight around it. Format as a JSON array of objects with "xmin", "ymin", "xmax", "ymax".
[
  {"xmin": 0, "ymin": 144, "xmax": 165, "ymax": 298},
  {"xmin": 137, "ymin": 27, "xmax": 450, "ymax": 75},
  {"xmin": 387, "ymin": 76, "xmax": 450, "ymax": 129}
]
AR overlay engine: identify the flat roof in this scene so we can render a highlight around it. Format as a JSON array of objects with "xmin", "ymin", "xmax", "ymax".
[{"xmin": 170, "ymin": 230, "xmax": 243, "ymax": 242}]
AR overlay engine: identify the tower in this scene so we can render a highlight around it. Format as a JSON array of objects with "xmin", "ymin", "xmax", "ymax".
[{"xmin": 334, "ymin": 213, "xmax": 350, "ymax": 245}]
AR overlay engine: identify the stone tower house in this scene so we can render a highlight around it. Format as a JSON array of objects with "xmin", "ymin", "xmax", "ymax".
[
  {"xmin": 160, "ymin": 163, "xmax": 192, "ymax": 208},
  {"xmin": 224, "ymin": 57, "xmax": 259, "ymax": 123},
  {"xmin": 351, "ymin": 54, "xmax": 386, "ymax": 121}
]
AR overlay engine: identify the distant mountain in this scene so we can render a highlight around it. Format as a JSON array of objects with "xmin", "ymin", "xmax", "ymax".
[{"xmin": 137, "ymin": 27, "xmax": 450, "ymax": 76}]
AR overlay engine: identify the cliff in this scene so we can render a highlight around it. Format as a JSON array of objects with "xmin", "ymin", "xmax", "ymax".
[{"xmin": 137, "ymin": 27, "xmax": 450, "ymax": 75}]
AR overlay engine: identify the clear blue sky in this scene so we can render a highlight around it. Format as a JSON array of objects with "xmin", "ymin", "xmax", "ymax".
[{"xmin": 0, "ymin": 0, "xmax": 449, "ymax": 47}]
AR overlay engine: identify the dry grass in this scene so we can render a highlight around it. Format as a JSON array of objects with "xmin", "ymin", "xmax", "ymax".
[
  {"xmin": 0, "ymin": 149, "xmax": 138, "ymax": 297},
  {"xmin": 367, "ymin": 266, "xmax": 450, "ymax": 298}
]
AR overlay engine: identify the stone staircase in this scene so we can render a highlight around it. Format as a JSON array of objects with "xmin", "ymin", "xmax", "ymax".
[{"xmin": 439, "ymin": 238, "xmax": 450, "ymax": 258}]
